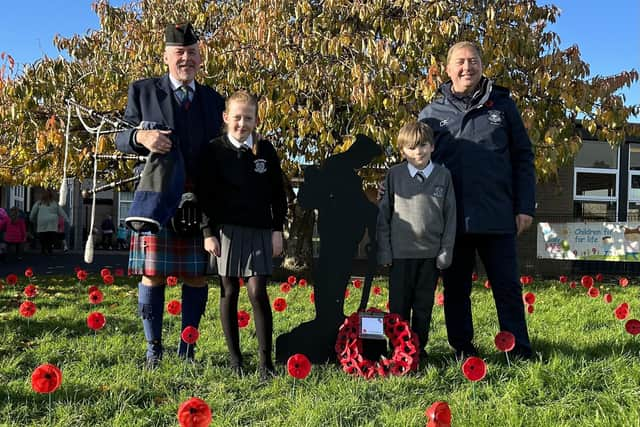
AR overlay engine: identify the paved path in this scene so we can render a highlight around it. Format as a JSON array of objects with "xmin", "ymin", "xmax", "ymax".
[{"xmin": 0, "ymin": 250, "xmax": 129, "ymax": 278}]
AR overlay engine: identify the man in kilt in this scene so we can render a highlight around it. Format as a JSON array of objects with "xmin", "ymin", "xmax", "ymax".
[{"xmin": 115, "ymin": 23, "xmax": 225, "ymax": 367}]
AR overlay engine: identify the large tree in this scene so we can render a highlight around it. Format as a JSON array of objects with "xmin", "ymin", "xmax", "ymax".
[{"xmin": 0, "ymin": 0, "xmax": 638, "ymax": 266}]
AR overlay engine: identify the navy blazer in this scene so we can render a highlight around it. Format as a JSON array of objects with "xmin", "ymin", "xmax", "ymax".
[{"xmin": 115, "ymin": 74, "xmax": 224, "ymax": 155}]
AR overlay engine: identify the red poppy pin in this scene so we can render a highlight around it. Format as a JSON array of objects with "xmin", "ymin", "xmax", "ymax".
[
  {"xmin": 373, "ymin": 286, "xmax": 382, "ymax": 296},
  {"xmin": 102, "ymin": 274, "xmax": 114, "ymax": 285},
  {"xmin": 523, "ymin": 292, "xmax": 536, "ymax": 305},
  {"xmin": 100, "ymin": 268, "xmax": 111, "ymax": 278},
  {"xmin": 237, "ymin": 310, "xmax": 250, "ymax": 328},
  {"xmin": 462, "ymin": 356, "xmax": 486, "ymax": 382},
  {"xmin": 177, "ymin": 397, "xmax": 212, "ymax": 427},
  {"xmin": 167, "ymin": 300, "xmax": 182, "ymax": 315},
  {"xmin": 494, "ymin": 331, "xmax": 516, "ymax": 352},
  {"xmin": 425, "ymin": 401, "xmax": 452, "ymax": 427},
  {"xmin": 76, "ymin": 270, "xmax": 88, "ymax": 281},
  {"xmin": 273, "ymin": 297, "xmax": 287, "ymax": 312},
  {"xmin": 287, "ymin": 353, "xmax": 312, "ymax": 379},
  {"xmin": 298, "ymin": 278, "xmax": 308, "ymax": 287},
  {"xmin": 559, "ymin": 275, "xmax": 568, "ymax": 284},
  {"xmin": 619, "ymin": 277, "xmax": 629, "ymax": 287},
  {"xmin": 181, "ymin": 326, "xmax": 200, "ymax": 344},
  {"xmin": 484, "ymin": 100, "xmax": 494, "ymax": 108},
  {"xmin": 280, "ymin": 282, "xmax": 292, "ymax": 293},
  {"xmin": 89, "ymin": 289, "xmax": 104, "ymax": 305},
  {"xmin": 19, "ymin": 301, "xmax": 37, "ymax": 318},
  {"xmin": 352, "ymin": 278, "xmax": 362, "ymax": 289},
  {"xmin": 604, "ymin": 293, "xmax": 613, "ymax": 304},
  {"xmin": 625, "ymin": 319, "xmax": 640, "ymax": 336},
  {"xmin": 6, "ymin": 273, "xmax": 18, "ymax": 286},
  {"xmin": 24, "ymin": 284, "xmax": 38, "ymax": 298},
  {"xmin": 166, "ymin": 276, "xmax": 178, "ymax": 287},
  {"xmin": 580, "ymin": 275, "xmax": 593, "ymax": 288},
  {"xmin": 287, "ymin": 275, "xmax": 297, "ymax": 285},
  {"xmin": 87, "ymin": 312, "xmax": 106, "ymax": 331},
  {"xmin": 24, "ymin": 268, "xmax": 34, "ymax": 278},
  {"xmin": 595, "ymin": 273, "xmax": 603, "ymax": 282},
  {"xmin": 587, "ymin": 287, "xmax": 600, "ymax": 298},
  {"xmin": 31, "ymin": 363, "xmax": 62, "ymax": 394}
]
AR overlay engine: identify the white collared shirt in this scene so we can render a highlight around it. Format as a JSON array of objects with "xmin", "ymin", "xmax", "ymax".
[
  {"xmin": 227, "ymin": 133, "xmax": 254, "ymax": 150},
  {"xmin": 168, "ymin": 75, "xmax": 196, "ymax": 93},
  {"xmin": 407, "ymin": 161, "xmax": 434, "ymax": 179}
]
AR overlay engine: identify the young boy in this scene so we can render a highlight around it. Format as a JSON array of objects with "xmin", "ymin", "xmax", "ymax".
[{"xmin": 377, "ymin": 120, "xmax": 456, "ymax": 357}]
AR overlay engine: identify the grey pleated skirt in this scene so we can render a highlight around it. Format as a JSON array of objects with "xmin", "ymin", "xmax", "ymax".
[{"xmin": 216, "ymin": 224, "xmax": 273, "ymax": 277}]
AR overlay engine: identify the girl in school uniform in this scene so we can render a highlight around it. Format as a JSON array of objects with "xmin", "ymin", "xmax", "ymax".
[{"xmin": 198, "ymin": 90, "xmax": 287, "ymax": 379}]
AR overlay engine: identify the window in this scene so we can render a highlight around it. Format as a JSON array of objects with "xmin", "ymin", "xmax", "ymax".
[
  {"xmin": 628, "ymin": 144, "xmax": 640, "ymax": 221},
  {"xmin": 573, "ymin": 141, "xmax": 619, "ymax": 221},
  {"xmin": 9, "ymin": 185, "xmax": 25, "ymax": 210},
  {"xmin": 118, "ymin": 191, "xmax": 133, "ymax": 226}
]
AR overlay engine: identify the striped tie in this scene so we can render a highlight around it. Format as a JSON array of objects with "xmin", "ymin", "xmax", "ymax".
[
  {"xmin": 176, "ymin": 86, "xmax": 192, "ymax": 110},
  {"xmin": 415, "ymin": 171, "xmax": 425, "ymax": 183}
]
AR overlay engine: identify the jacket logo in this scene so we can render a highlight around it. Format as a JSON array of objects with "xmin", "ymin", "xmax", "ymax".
[
  {"xmin": 487, "ymin": 110, "xmax": 504, "ymax": 125},
  {"xmin": 433, "ymin": 185, "xmax": 445, "ymax": 198},
  {"xmin": 439, "ymin": 119, "xmax": 449, "ymax": 127},
  {"xmin": 254, "ymin": 159, "xmax": 267, "ymax": 174}
]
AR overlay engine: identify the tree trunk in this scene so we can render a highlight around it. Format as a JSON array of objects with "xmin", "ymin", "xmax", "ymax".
[{"xmin": 283, "ymin": 201, "xmax": 315, "ymax": 273}]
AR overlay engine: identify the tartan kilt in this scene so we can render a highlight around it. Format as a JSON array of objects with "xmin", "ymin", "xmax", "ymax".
[{"xmin": 128, "ymin": 228, "xmax": 207, "ymax": 277}]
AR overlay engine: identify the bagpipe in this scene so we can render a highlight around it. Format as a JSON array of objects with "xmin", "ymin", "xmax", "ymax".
[{"xmin": 62, "ymin": 99, "xmax": 202, "ymax": 264}]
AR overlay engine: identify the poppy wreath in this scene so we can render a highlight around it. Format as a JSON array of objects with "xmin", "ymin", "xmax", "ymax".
[{"xmin": 335, "ymin": 309, "xmax": 419, "ymax": 379}]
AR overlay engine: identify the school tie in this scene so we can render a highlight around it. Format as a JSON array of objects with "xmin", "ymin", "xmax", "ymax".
[
  {"xmin": 415, "ymin": 171, "xmax": 425, "ymax": 183},
  {"xmin": 176, "ymin": 85, "xmax": 192, "ymax": 110}
]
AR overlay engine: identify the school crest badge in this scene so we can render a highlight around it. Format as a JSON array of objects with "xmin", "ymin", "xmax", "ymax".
[
  {"xmin": 487, "ymin": 110, "xmax": 504, "ymax": 125},
  {"xmin": 254, "ymin": 159, "xmax": 267, "ymax": 174},
  {"xmin": 433, "ymin": 185, "xmax": 445, "ymax": 198}
]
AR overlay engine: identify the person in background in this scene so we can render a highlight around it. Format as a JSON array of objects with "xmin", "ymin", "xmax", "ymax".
[
  {"xmin": 30, "ymin": 190, "xmax": 70, "ymax": 255},
  {"xmin": 4, "ymin": 206, "xmax": 27, "ymax": 260},
  {"xmin": 116, "ymin": 221, "xmax": 130, "ymax": 250},
  {"xmin": 100, "ymin": 215, "xmax": 115, "ymax": 250},
  {"xmin": 0, "ymin": 208, "xmax": 8, "ymax": 262}
]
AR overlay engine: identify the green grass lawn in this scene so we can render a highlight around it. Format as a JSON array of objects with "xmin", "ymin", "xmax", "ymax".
[{"xmin": 1, "ymin": 269, "xmax": 640, "ymax": 427}]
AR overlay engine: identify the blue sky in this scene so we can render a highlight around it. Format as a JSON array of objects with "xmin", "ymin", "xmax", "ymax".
[{"xmin": 1, "ymin": 0, "xmax": 638, "ymax": 115}]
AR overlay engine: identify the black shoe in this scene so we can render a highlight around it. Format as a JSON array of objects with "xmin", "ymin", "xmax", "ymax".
[
  {"xmin": 511, "ymin": 346, "xmax": 533, "ymax": 360},
  {"xmin": 230, "ymin": 359, "xmax": 244, "ymax": 376},
  {"xmin": 145, "ymin": 357, "xmax": 161, "ymax": 370},
  {"xmin": 258, "ymin": 365, "xmax": 277, "ymax": 381},
  {"xmin": 454, "ymin": 345, "xmax": 479, "ymax": 361}
]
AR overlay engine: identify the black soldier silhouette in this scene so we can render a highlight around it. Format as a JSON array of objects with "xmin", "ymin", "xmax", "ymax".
[{"xmin": 276, "ymin": 134, "xmax": 382, "ymax": 363}]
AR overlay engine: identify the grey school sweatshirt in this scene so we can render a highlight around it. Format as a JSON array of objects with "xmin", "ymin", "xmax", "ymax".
[{"xmin": 377, "ymin": 161, "xmax": 456, "ymax": 269}]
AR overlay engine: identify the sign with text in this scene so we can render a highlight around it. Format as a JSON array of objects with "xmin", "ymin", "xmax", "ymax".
[{"xmin": 537, "ymin": 222, "xmax": 640, "ymax": 262}]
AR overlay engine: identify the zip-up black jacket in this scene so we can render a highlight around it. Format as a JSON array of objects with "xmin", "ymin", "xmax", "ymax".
[{"xmin": 418, "ymin": 78, "xmax": 535, "ymax": 234}]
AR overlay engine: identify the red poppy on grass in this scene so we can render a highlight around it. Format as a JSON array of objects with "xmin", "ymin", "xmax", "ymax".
[
  {"xmin": 237, "ymin": 310, "xmax": 250, "ymax": 328},
  {"xmin": 435, "ymin": 293, "xmax": 444, "ymax": 306},
  {"xmin": 166, "ymin": 276, "xmax": 178, "ymax": 287},
  {"xmin": 588, "ymin": 287, "xmax": 600, "ymax": 298},
  {"xmin": 102, "ymin": 274, "xmax": 114, "ymax": 285},
  {"xmin": 181, "ymin": 326, "xmax": 200, "ymax": 344},
  {"xmin": 273, "ymin": 297, "xmax": 287, "ymax": 312},
  {"xmin": 619, "ymin": 277, "xmax": 629, "ymax": 287},
  {"xmin": 167, "ymin": 300, "xmax": 182, "ymax": 315},
  {"xmin": 615, "ymin": 306, "xmax": 629, "ymax": 320},
  {"xmin": 31, "ymin": 363, "xmax": 62, "ymax": 394},
  {"xmin": 6, "ymin": 273, "xmax": 18, "ymax": 286},
  {"xmin": 523, "ymin": 292, "xmax": 536, "ymax": 305},
  {"xmin": 24, "ymin": 284, "xmax": 38, "ymax": 298},
  {"xmin": 520, "ymin": 275, "xmax": 533, "ymax": 285},
  {"xmin": 527, "ymin": 304, "xmax": 534, "ymax": 314},
  {"xmin": 76, "ymin": 270, "xmax": 88, "ymax": 281},
  {"xmin": 461, "ymin": 356, "xmax": 486, "ymax": 382},
  {"xmin": 425, "ymin": 401, "xmax": 452, "ymax": 427},
  {"xmin": 559, "ymin": 275, "xmax": 568, "ymax": 284},
  {"xmin": 24, "ymin": 268, "xmax": 34, "ymax": 278},
  {"xmin": 87, "ymin": 285, "xmax": 99, "ymax": 294},
  {"xmin": 87, "ymin": 312, "xmax": 106, "ymax": 330},
  {"xmin": 100, "ymin": 268, "xmax": 111, "ymax": 278},
  {"xmin": 604, "ymin": 293, "xmax": 613, "ymax": 304},
  {"xmin": 494, "ymin": 331, "xmax": 516, "ymax": 352},
  {"xmin": 484, "ymin": 280, "xmax": 491, "ymax": 289},
  {"xmin": 580, "ymin": 275, "xmax": 593, "ymax": 288},
  {"xmin": 373, "ymin": 286, "xmax": 382, "ymax": 296},
  {"xmin": 309, "ymin": 292, "xmax": 315, "ymax": 304},
  {"xmin": 177, "ymin": 397, "xmax": 212, "ymax": 427},
  {"xmin": 280, "ymin": 282, "xmax": 292, "ymax": 293},
  {"xmin": 287, "ymin": 275, "xmax": 297, "ymax": 285},
  {"xmin": 114, "ymin": 268, "xmax": 124, "ymax": 277},
  {"xmin": 570, "ymin": 281, "xmax": 577, "ymax": 289},
  {"xmin": 19, "ymin": 301, "xmax": 37, "ymax": 318},
  {"xmin": 298, "ymin": 278, "xmax": 308, "ymax": 287},
  {"xmin": 287, "ymin": 353, "xmax": 312, "ymax": 379},
  {"xmin": 89, "ymin": 289, "xmax": 104, "ymax": 305},
  {"xmin": 352, "ymin": 278, "xmax": 362, "ymax": 289},
  {"xmin": 471, "ymin": 272, "xmax": 478, "ymax": 282},
  {"xmin": 625, "ymin": 319, "xmax": 640, "ymax": 336},
  {"xmin": 595, "ymin": 273, "xmax": 603, "ymax": 282}
]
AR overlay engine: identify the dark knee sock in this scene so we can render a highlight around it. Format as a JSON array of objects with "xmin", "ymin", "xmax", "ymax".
[
  {"xmin": 220, "ymin": 277, "xmax": 242, "ymax": 366},
  {"xmin": 247, "ymin": 276, "xmax": 273, "ymax": 369},
  {"xmin": 179, "ymin": 284, "xmax": 209, "ymax": 357},
  {"xmin": 138, "ymin": 283, "xmax": 165, "ymax": 360}
]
